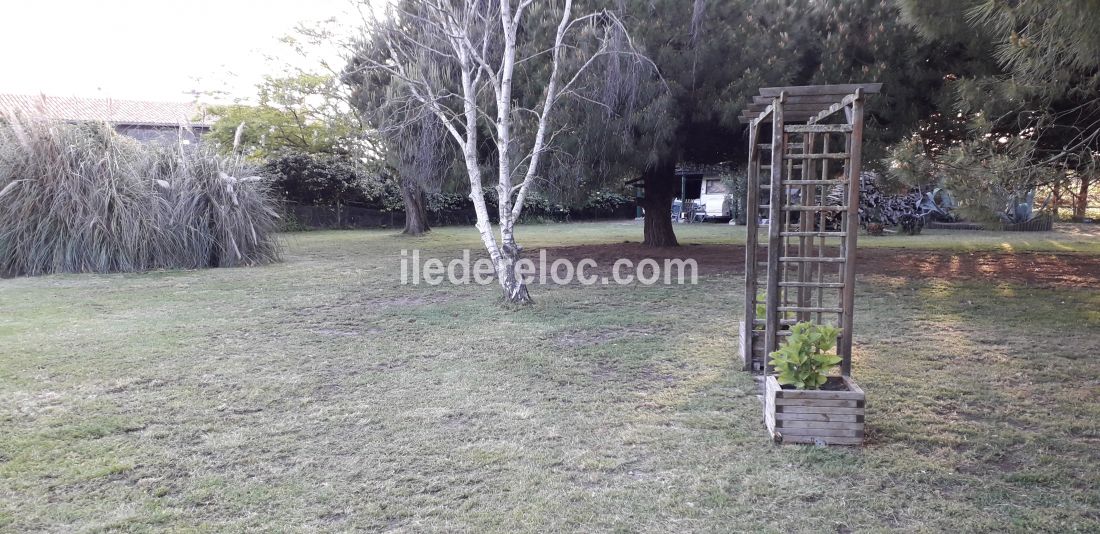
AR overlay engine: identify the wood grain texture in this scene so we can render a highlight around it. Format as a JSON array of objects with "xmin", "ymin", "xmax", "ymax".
[
  {"xmin": 742, "ymin": 120, "xmax": 761, "ymax": 369},
  {"xmin": 776, "ymin": 420, "xmax": 863, "ymax": 430},
  {"xmin": 754, "ymin": 94, "xmax": 856, "ymax": 105},
  {"xmin": 784, "ymin": 124, "xmax": 854, "ymax": 133},
  {"xmin": 758, "ymin": 83, "xmax": 882, "ymax": 97},
  {"xmin": 839, "ymin": 92, "xmax": 864, "ymax": 376},
  {"xmin": 776, "ymin": 412, "xmax": 863, "ymax": 422},
  {"xmin": 780, "ymin": 435, "xmax": 864, "ymax": 446},
  {"xmin": 776, "ymin": 405, "xmax": 864, "ymax": 415},
  {"xmin": 775, "ymin": 398, "xmax": 862, "ymax": 407},
  {"xmin": 764, "ymin": 375, "xmax": 865, "ymax": 446},
  {"xmin": 780, "ymin": 427, "xmax": 864, "ymax": 438},
  {"xmin": 774, "ymin": 388, "xmax": 864, "ymax": 400}
]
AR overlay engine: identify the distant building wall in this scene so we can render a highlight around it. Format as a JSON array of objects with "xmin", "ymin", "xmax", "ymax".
[{"xmin": 114, "ymin": 124, "xmax": 208, "ymax": 145}]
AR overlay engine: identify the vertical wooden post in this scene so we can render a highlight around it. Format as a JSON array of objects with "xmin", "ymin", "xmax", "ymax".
[
  {"xmin": 839, "ymin": 89, "xmax": 864, "ymax": 376},
  {"xmin": 797, "ymin": 131, "xmax": 814, "ymax": 322},
  {"xmin": 763, "ymin": 92, "xmax": 786, "ymax": 364},
  {"xmin": 818, "ymin": 134, "xmax": 829, "ymax": 324},
  {"xmin": 742, "ymin": 121, "xmax": 760, "ymax": 371}
]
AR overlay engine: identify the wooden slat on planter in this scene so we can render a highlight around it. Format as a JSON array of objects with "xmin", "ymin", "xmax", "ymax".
[
  {"xmin": 775, "ymin": 420, "xmax": 863, "ymax": 430},
  {"xmin": 765, "ymin": 375, "xmax": 865, "ymax": 446},
  {"xmin": 774, "ymin": 398, "xmax": 861, "ymax": 407},
  {"xmin": 779, "ymin": 427, "xmax": 863, "ymax": 438},
  {"xmin": 774, "ymin": 387, "xmax": 863, "ymax": 400},
  {"xmin": 781, "ymin": 435, "xmax": 864, "ymax": 446},
  {"xmin": 776, "ymin": 405, "xmax": 864, "ymax": 414},
  {"xmin": 777, "ymin": 412, "xmax": 863, "ymax": 422}
]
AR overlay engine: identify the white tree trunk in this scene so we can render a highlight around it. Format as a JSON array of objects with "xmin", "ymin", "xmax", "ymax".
[{"xmin": 356, "ymin": 0, "xmax": 624, "ymax": 304}]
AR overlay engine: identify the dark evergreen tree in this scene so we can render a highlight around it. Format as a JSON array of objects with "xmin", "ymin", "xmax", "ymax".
[
  {"xmin": 898, "ymin": 0, "xmax": 1100, "ymax": 219},
  {"xmin": 552, "ymin": 0, "xmax": 801, "ymax": 246}
]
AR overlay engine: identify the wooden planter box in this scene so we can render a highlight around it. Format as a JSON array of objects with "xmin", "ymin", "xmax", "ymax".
[
  {"xmin": 764, "ymin": 375, "xmax": 864, "ymax": 446},
  {"xmin": 738, "ymin": 320, "xmax": 766, "ymax": 372}
]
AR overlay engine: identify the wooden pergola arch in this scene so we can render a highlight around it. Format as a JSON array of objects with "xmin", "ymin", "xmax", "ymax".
[{"xmin": 738, "ymin": 83, "xmax": 881, "ymax": 375}]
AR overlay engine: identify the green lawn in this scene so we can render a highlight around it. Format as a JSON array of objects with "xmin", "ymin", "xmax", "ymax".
[
  {"xmin": 288, "ymin": 220, "xmax": 1100, "ymax": 253},
  {"xmin": 2, "ymin": 222, "xmax": 1099, "ymax": 531}
]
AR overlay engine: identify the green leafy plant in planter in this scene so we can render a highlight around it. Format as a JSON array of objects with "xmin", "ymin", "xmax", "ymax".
[{"xmin": 768, "ymin": 322, "xmax": 842, "ymax": 389}]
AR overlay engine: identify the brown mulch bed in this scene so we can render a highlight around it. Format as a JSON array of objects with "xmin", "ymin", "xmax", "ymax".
[{"xmin": 538, "ymin": 243, "xmax": 1100, "ymax": 288}]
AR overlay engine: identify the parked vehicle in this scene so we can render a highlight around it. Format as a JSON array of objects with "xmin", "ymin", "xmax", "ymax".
[{"xmin": 697, "ymin": 177, "xmax": 732, "ymax": 219}]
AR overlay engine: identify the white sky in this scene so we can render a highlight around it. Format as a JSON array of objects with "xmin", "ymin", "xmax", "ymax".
[{"xmin": 0, "ymin": 0, "xmax": 368, "ymax": 104}]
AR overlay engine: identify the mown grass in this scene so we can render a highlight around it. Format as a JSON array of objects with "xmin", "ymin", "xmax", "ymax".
[
  {"xmin": 287, "ymin": 220, "xmax": 1100, "ymax": 254},
  {"xmin": 1, "ymin": 221, "xmax": 1098, "ymax": 531}
]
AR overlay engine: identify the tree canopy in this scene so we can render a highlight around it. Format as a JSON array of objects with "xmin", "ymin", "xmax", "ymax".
[
  {"xmin": 893, "ymin": 0, "xmax": 1100, "ymax": 219},
  {"xmin": 205, "ymin": 73, "xmax": 363, "ymax": 160}
]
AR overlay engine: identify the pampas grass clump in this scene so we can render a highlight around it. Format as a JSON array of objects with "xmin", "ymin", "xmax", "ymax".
[{"xmin": 0, "ymin": 116, "xmax": 281, "ymax": 276}]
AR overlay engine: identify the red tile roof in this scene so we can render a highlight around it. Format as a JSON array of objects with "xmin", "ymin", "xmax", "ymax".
[{"xmin": 0, "ymin": 94, "xmax": 211, "ymax": 127}]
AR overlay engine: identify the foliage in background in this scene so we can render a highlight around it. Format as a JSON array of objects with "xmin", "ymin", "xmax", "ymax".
[
  {"xmin": 897, "ymin": 0, "xmax": 1100, "ymax": 220},
  {"xmin": 888, "ymin": 131, "xmax": 1054, "ymax": 225},
  {"xmin": 769, "ymin": 322, "xmax": 842, "ymax": 390},
  {"xmin": 898, "ymin": 213, "xmax": 924, "ymax": 235},
  {"xmin": 416, "ymin": 190, "xmax": 632, "ymax": 227},
  {"xmin": 802, "ymin": 0, "xmax": 1001, "ymax": 165},
  {"xmin": 202, "ymin": 71, "xmax": 382, "ymax": 228},
  {"xmin": 722, "ymin": 171, "xmax": 748, "ymax": 224},
  {"xmin": 545, "ymin": 0, "xmax": 804, "ymax": 247},
  {"xmin": 261, "ymin": 151, "xmax": 379, "ymax": 206},
  {"xmin": 936, "ymin": 137, "xmax": 1055, "ymax": 224},
  {"xmin": 0, "ymin": 117, "xmax": 280, "ymax": 276},
  {"xmin": 205, "ymin": 73, "xmax": 365, "ymax": 160},
  {"xmin": 343, "ymin": 8, "xmax": 461, "ymax": 236},
  {"xmin": 532, "ymin": 0, "xmax": 976, "ymax": 246},
  {"xmin": 883, "ymin": 136, "xmax": 942, "ymax": 193}
]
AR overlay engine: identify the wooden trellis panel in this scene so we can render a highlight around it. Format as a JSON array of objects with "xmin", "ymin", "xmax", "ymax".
[{"xmin": 740, "ymin": 84, "xmax": 878, "ymax": 375}]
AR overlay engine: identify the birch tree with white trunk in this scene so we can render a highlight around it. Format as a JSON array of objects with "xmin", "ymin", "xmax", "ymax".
[{"xmin": 348, "ymin": 0, "xmax": 644, "ymax": 304}]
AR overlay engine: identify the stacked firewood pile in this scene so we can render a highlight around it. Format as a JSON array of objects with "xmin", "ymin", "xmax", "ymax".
[{"xmin": 823, "ymin": 172, "xmax": 921, "ymax": 232}]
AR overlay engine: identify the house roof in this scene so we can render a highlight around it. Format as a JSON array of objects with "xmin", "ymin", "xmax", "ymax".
[{"xmin": 0, "ymin": 94, "xmax": 211, "ymax": 127}]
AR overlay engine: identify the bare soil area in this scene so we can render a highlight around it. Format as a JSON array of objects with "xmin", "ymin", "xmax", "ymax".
[{"xmin": 541, "ymin": 243, "xmax": 1100, "ymax": 288}]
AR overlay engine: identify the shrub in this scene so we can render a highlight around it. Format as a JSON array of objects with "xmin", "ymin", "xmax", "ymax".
[
  {"xmin": 0, "ymin": 116, "xmax": 281, "ymax": 276},
  {"xmin": 898, "ymin": 213, "xmax": 924, "ymax": 235},
  {"xmin": 768, "ymin": 322, "xmax": 842, "ymax": 390},
  {"xmin": 723, "ymin": 172, "xmax": 748, "ymax": 224},
  {"xmin": 418, "ymin": 189, "xmax": 575, "ymax": 225},
  {"xmin": 580, "ymin": 191, "xmax": 632, "ymax": 214},
  {"xmin": 517, "ymin": 193, "xmax": 571, "ymax": 223},
  {"xmin": 261, "ymin": 151, "xmax": 377, "ymax": 206}
]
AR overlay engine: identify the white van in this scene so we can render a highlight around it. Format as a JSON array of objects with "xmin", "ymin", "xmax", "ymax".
[{"xmin": 696, "ymin": 177, "xmax": 732, "ymax": 219}]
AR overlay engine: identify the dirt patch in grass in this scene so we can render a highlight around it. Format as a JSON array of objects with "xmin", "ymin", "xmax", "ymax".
[{"xmin": 541, "ymin": 243, "xmax": 1100, "ymax": 288}]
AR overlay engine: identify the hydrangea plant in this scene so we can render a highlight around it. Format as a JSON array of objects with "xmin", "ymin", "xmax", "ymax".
[{"xmin": 768, "ymin": 322, "xmax": 842, "ymax": 389}]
